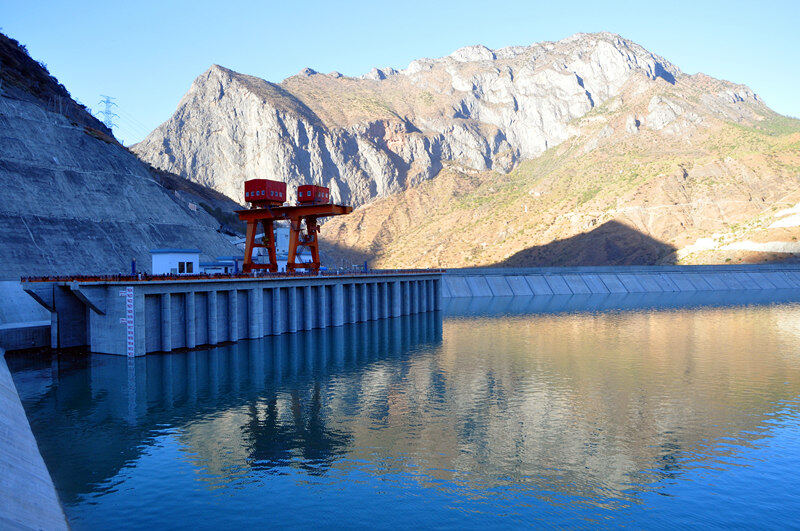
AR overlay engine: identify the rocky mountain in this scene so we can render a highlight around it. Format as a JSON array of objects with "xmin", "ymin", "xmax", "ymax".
[
  {"xmin": 134, "ymin": 33, "xmax": 708, "ymax": 205},
  {"xmin": 321, "ymin": 78, "xmax": 800, "ymax": 267},
  {"xmin": 0, "ymin": 32, "xmax": 240, "ymax": 279},
  {"xmin": 133, "ymin": 32, "xmax": 799, "ymax": 267}
]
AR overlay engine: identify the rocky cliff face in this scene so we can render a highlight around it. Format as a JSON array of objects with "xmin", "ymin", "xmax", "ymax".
[
  {"xmin": 318, "ymin": 73, "xmax": 800, "ymax": 268},
  {"xmin": 131, "ymin": 31, "xmax": 797, "ymax": 268},
  {"xmin": 135, "ymin": 32, "xmax": 764, "ymax": 207},
  {"xmin": 0, "ymin": 33, "xmax": 240, "ymax": 278}
]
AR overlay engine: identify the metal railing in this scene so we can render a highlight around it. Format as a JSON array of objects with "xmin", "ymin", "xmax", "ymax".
[{"xmin": 21, "ymin": 268, "xmax": 445, "ymax": 284}]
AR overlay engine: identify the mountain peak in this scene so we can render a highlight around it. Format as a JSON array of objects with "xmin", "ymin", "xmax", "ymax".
[
  {"xmin": 136, "ymin": 32, "xmax": 776, "ymax": 211},
  {"xmin": 394, "ymin": 32, "xmax": 682, "ymax": 91},
  {"xmin": 449, "ymin": 44, "xmax": 496, "ymax": 62}
]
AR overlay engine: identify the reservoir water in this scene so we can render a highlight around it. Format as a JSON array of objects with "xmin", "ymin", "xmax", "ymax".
[{"xmin": 8, "ymin": 294, "xmax": 800, "ymax": 528}]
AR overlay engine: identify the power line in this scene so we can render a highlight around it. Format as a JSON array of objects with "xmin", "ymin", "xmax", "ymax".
[
  {"xmin": 116, "ymin": 107, "xmax": 151, "ymax": 132},
  {"xmin": 116, "ymin": 118, "xmax": 151, "ymax": 140},
  {"xmin": 115, "ymin": 115, "xmax": 150, "ymax": 136},
  {"xmin": 98, "ymin": 94, "xmax": 119, "ymax": 130}
]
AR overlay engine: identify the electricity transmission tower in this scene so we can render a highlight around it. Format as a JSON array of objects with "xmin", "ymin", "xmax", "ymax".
[{"xmin": 98, "ymin": 95, "xmax": 118, "ymax": 129}]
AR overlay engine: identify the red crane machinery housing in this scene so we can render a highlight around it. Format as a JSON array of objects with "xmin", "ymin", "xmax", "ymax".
[
  {"xmin": 297, "ymin": 184, "xmax": 331, "ymax": 205},
  {"xmin": 245, "ymin": 179, "xmax": 287, "ymax": 206},
  {"xmin": 237, "ymin": 180, "xmax": 352, "ymax": 273}
]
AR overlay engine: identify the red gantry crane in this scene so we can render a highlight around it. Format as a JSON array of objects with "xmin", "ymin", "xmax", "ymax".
[{"xmin": 237, "ymin": 179, "xmax": 353, "ymax": 273}]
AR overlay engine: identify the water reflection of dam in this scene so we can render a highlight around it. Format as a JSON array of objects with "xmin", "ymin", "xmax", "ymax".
[
  {"xmin": 104, "ymin": 311, "xmax": 442, "ymax": 422},
  {"xmin": 9, "ymin": 313, "xmax": 442, "ymax": 501},
  {"xmin": 9, "ymin": 302, "xmax": 800, "ymax": 510}
]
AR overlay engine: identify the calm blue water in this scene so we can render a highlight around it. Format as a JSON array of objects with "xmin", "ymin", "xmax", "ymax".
[{"xmin": 8, "ymin": 294, "xmax": 800, "ymax": 528}]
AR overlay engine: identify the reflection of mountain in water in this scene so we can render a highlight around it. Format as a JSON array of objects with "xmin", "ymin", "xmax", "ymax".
[
  {"xmin": 8, "ymin": 302, "xmax": 800, "ymax": 508},
  {"xmin": 429, "ymin": 302, "xmax": 800, "ymax": 499},
  {"xmin": 241, "ymin": 385, "xmax": 351, "ymax": 475}
]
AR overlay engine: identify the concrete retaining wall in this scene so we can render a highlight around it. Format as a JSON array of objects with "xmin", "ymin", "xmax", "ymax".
[
  {"xmin": 0, "ymin": 281, "xmax": 50, "ymax": 351},
  {"xmin": 442, "ymin": 265, "xmax": 800, "ymax": 298},
  {"xmin": 0, "ymin": 348, "xmax": 68, "ymax": 530},
  {"xmin": 444, "ymin": 289, "xmax": 800, "ymax": 317}
]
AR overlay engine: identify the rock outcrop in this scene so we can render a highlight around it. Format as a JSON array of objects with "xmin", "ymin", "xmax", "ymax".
[{"xmin": 134, "ymin": 32, "xmax": 763, "ymax": 207}]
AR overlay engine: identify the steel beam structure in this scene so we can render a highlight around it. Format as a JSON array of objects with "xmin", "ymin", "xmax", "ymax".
[{"xmin": 237, "ymin": 204, "xmax": 353, "ymax": 273}]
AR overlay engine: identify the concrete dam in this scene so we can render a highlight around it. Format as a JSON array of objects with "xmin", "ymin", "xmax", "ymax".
[
  {"xmin": 441, "ymin": 264, "xmax": 800, "ymax": 298},
  {"xmin": 5, "ymin": 264, "xmax": 800, "ymax": 528},
  {"xmin": 23, "ymin": 272, "xmax": 443, "ymax": 356},
  {"xmin": 14, "ymin": 263, "xmax": 800, "ymax": 358}
]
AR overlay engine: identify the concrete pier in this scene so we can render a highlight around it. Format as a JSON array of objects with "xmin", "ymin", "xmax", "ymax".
[{"xmin": 22, "ymin": 272, "xmax": 443, "ymax": 356}]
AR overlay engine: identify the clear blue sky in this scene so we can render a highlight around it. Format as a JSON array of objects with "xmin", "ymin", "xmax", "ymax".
[{"xmin": 2, "ymin": 0, "xmax": 798, "ymax": 145}]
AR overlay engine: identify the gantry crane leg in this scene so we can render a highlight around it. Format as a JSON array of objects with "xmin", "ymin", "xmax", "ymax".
[
  {"xmin": 243, "ymin": 218, "xmax": 279, "ymax": 273},
  {"xmin": 286, "ymin": 217, "xmax": 301, "ymax": 273},
  {"xmin": 306, "ymin": 217, "xmax": 320, "ymax": 267},
  {"xmin": 243, "ymin": 219, "xmax": 258, "ymax": 273},
  {"xmin": 261, "ymin": 219, "xmax": 278, "ymax": 273},
  {"xmin": 286, "ymin": 216, "xmax": 321, "ymax": 273}
]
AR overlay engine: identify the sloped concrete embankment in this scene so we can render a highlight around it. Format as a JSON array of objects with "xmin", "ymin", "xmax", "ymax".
[
  {"xmin": 0, "ymin": 95, "xmax": 239, "ymax": 280},
  {"xmin": 442, "ymin": 265, "xmax": 800, "ymax": 298},
  {"xmin": 0, "ymin": 281, "xmax": 50, "ymax": 351},
  {"xmin": 0, "ymin": 348, "xmax": 68, "ymax": 530}
]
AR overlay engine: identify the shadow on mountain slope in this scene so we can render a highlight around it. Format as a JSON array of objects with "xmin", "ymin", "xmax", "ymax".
[
  {"xmin": 496, "ymin": 221, "xmax": 678, "ymax": 267},
  {"xmin": 319, "ymin": 240, "xmax": 374, "ymax": 269}
]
